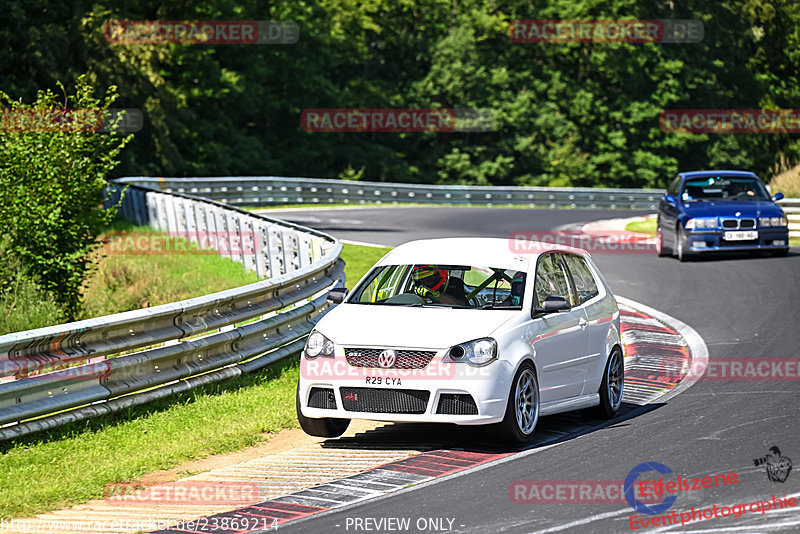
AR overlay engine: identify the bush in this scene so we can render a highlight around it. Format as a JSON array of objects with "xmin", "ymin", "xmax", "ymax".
[
  {"xmin": 0, "ymin": 238, "xmax": 65, "ymax": 335},
  {"xmin": 0, "ymin": 75, "xmax": 132, "ymax": 319}
]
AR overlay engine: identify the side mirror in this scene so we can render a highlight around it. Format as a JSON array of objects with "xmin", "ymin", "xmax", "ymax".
[
  {"xmin": 664, "ymin": 195, "xmax": 676, "ymax": 204},
  {"xmin": 327, "ymin": 287, "xmax": 349, "ymax": 304},
  {"xmin": 534, "ymin": 295, "xmax": 571, "ymax": 315},
  {"xmin": 774, "ymin": 192, "xmax": 784, "ymax": 201}
]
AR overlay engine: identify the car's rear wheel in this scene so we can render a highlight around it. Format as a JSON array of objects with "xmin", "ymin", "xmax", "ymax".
[
  {"xmin": 296, "ymin": 384, "xmax": 350, "ymax": 438},
  {"xmin": 494, "ymin": 362, "xmax": 539, "ymax": 443},
  {"xmin": 591, "ymin": 348, "xmax": 624, "ymax": 418},
  {"xmin": 676, "ymin": 225, "xmax": 691, "ymax": 262}
]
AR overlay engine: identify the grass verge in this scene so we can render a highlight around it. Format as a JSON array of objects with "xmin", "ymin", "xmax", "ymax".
[
  {"xmin": 625, "ymin": 218, "xmax": 657, "ymax": 236},
  {"xmin": 80, "ymin": 220, "xmax": 260, "ymax": 319},
  {"xmin": 0, "ymin": 243, "xmax": 389, "ymax": 520}
]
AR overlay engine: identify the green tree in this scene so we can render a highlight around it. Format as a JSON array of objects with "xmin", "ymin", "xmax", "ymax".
[{"xmin": 0, "ymin": 75, "xmax": 131, "ymax": 318}]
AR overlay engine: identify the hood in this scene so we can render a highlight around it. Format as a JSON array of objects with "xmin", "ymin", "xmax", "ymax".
[
  {"xmin": 682, "ymin": 200, "xmax": 784, "ymax": 218},
  {"xmin": 316, "ymin": 303, "xmax": 519, "ymax": 349}
]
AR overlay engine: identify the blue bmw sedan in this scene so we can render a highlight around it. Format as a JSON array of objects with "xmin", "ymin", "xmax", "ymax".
[{"xmin": 656, "ymin": 170, "xmax": 789, "ymax": 261}]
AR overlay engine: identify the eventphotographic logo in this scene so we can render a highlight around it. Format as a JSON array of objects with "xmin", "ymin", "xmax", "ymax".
[
  {"xmin": 625, "ymin": 462, "xmax": 678, "ymax": 515},
  {"xmin": 754, "ymin": 446, "xmax": 792, "ymax": 483},
  {"xmin": 378, "ymin": 350, "xmax": 397, "ymax": 368}
]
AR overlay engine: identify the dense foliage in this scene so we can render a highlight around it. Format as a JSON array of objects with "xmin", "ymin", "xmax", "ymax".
[
  {"xmin": 0, "ymin": 77, "xmax": 131, "ymax": 317},
  {"xmin": 1, "ymin": 1, "xmax": 798, "ymax": 188}
]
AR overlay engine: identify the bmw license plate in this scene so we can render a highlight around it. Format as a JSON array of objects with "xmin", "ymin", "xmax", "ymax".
[{"xmin": 723, "ymin": 231, "xmax": 758, "ymax": 241}]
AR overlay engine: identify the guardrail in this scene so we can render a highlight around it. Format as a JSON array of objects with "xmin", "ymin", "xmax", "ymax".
[
  {"xmin": 0, "ymin": 179, "xmax": 344, "ymax": 441},
  {"xmin": 778, "ymin": 198, "xmax": 800, "ymax": 238},
  {"xmin": 118, "ymin": 176, "xmax": 666, "ymax": 210}
]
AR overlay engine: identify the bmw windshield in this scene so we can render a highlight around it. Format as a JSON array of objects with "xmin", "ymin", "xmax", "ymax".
[
  {"xmin": 681, "ymin": 176, "xmax": 771, "ymax": 202},
  {"xmin": 348, "ymin": 264, "xmax": 526, "ymax": 309}
]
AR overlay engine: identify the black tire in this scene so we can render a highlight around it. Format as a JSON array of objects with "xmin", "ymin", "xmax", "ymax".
[
  {"xmin": 591, "ymin": 348, "xmax": 624, "ymax": 419},
  {"xmin": 493, "ymin": 362, "xmax": 539, "ymax": 444},
  {"xmin": 296, "ymin": 385, "xmax": 350, "ymax": 438},
  {"xmin": 772, "ymin": 248, "xmax": 789, "ymax": 257},
  {"xmin": 676, "ymin": 225, "xmax": 691, "ymax": 262},
  {"xmin": 656, "ymin": 220, "xmax": 670, "ymax": 257}
]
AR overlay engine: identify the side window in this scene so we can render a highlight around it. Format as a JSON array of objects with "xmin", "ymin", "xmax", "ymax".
[
  {"xmin": 351, "ymin": 265, "xmax": 409, "ymax": 303},
  {"xmin": 667, "ymin": 176, "xmax": 681, "ymax": 196},
  {"xmin": 534, "ymin": 253, "xmax": 574, "ymax": 306},
  {"xmin": 563, "ymin": 254, "xmax": 599, "ymax": 304}
]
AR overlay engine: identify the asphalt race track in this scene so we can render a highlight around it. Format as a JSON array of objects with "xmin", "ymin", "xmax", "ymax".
[{"xmin": 263, "ymin": 206, "xmax": 800, "ymax": 534}]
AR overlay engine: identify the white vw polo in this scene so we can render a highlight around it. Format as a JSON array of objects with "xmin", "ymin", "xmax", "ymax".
[{"xmin": 297, "ymin": 238, "xmax": 624, "ymax": 443}]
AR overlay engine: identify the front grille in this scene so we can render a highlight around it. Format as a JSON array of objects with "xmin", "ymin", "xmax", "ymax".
[
  {"xmin": 308, "ymin": 387, "xmax": 337, "ymax": 409},
  {"xmin": 340, "ymin": 387, "xmax": 429, "ymax": 414},
  {"xmin": 436, "ymin": 394, "xmax": 479, "ymax": 415},
  {"xmin": 721, "ymin": 218, "xmax": 756, "ymax": 229},
  {"xmin": 344, "ymin": 348, "xmax": 436, "ymax": 369}
]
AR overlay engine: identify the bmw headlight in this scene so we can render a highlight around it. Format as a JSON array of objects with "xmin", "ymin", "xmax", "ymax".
[
  {"xmin": 304, "ymin": 331, "xmax": 334, "ymax": 358},
  {"xmin": 445, "ymin": 337, "xmax": 498, "ymax": 367},
  {"xmin": 759, "ymin": 216, "xmax": 788, "ymax": 227},
  {"xmin": 685, "ymin": 217, "xmax": 717, "ymax": 230}
]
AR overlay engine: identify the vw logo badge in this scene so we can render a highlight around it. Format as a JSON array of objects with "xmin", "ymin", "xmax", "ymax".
[{"xmin": 378, "ymin": 350, "xmax": 396, "ymax": 368}]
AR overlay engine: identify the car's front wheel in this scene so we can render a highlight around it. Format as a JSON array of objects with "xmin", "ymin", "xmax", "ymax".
[
  {"xmin": 296, "ymin": 385, "xmax": 350, "ymax": 438},
  {"xmin": 494, "ymin": 362, "xmax": 539, "ymax": 443},
  {"xmin": 676, "ymin": 225, "xmax": 691, "ymax": 262},
  {"xmin": 656, "ymin": 221, "xmax": 671, "ymax": 257}
]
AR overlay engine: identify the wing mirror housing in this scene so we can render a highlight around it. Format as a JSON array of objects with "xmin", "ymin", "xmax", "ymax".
[
  {"xmin": 664, "ymin": 194, "xmax": 676, "ymax": 204},
  {"xmin": 327, "ymin": 287, "xmax": 349, "ymax": 304},
  {"xmin": 534, "ymin": 295, "xmax": 571, "ymax": 315},
  {"xmin": 774, "ymin": 192, "xmax": 784, "ymax": 201}
]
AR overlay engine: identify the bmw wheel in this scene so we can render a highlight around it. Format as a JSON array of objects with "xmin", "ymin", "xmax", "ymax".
[
  {"xmin": 676, "ymin": 225, "xmax": 690, "ymax": 262},
  {"xmin": 656, "ymin": 220, "xmax": 670, "ymax": 257},
  {"xmin": 495, "ymin": 362, "xmax": 539, "ymax": 443}
]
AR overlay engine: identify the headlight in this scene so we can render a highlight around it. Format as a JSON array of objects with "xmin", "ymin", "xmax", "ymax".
[
  {"xmin": 759, "ymin": 216, "xmax": 788, "ymax": 227},
  {"xmin": 304, "ymin": 331, "xmax": 334, "ymax": 358},
  {"xmin": 445, "ymin": 337, "xmax": 498, "ymax": 367},
  {"xmin": 685, "ymin": 217, "xmax": 717, "ymax": 230}
]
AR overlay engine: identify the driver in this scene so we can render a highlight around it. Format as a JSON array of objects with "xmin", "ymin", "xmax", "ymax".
[{"xmin": 411, "ymin": 265, "xmax": 467, "ymax": 306}]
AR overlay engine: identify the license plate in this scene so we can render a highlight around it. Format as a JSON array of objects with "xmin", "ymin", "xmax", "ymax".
[{"xmin": 723, "ymin": 231, "xmax": 757, "ymax": 241}]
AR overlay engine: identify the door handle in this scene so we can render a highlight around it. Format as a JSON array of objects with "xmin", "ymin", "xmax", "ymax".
[{"xmin": 579, "ymin": 318, "xmax": 588, "ymax": 329}]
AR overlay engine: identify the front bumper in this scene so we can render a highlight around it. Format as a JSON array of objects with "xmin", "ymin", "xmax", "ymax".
[
  {"xmin": 298, "ymin": 356, "xmax": 514, "ymax": 425},
  {"xmin": 684, "ymin": 228, "xmax": 789, "ymax": 253}
]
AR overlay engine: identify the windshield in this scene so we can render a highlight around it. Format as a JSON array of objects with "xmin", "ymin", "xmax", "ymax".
[
  {"xmin": 348, "ymin": 264, "xmax": 526, "ymax": 309},
  {"xmin": 681, "ymin": 176, "xmax": 770, "ymax": 201}
]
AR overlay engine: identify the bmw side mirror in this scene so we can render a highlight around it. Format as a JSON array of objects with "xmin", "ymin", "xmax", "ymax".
[
  {"xmin": 327, "ymin": 287, "xmax": 349, "ymax": 304},
  {"xmin": 664, "ymin": 195, "xmax": 676, "ymax": 204},
  {"xmin": 534, "ymin": 295, "xmax": 571, "ymax": 315},
  {"xmin": 774, "ymin": 192, "xmax": 784, "ymax": 201}
]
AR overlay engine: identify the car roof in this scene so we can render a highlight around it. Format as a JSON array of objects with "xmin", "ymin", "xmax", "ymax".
[
  {"xmin": 679, "ymin": 170, "xmax": 760, "ymax": 181},
  {"xmin": 377, "ymin": 237, "xmax": 589, "ymax": 271}
]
